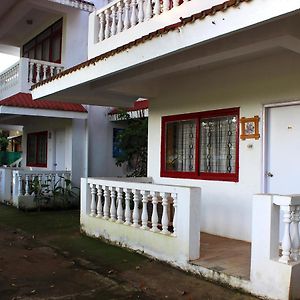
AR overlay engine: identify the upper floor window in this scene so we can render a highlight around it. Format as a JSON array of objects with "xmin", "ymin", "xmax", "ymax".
[
  {"xmin": 161, "ymin": 108, "xmax": 239, "ymax": 182},
  {"xmin": 27, "ymin": 131, "xmax": 48, "ymax": 168},
  {"xmin": 22, "ymin": 19, "xmax": 63, "ymax": 63}
]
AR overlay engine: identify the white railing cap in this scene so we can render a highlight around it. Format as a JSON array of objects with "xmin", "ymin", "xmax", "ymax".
[
  {"xmin": 0, "ymin": 60, "xmax": 21, "ymax": 78},
  {"xmin": 273, "ymin": 194, "xmax": 300, "ymax": 206}
]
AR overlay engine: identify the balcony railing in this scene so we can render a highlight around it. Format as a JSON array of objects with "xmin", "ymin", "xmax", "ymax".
[
  {"xmin": 88, "ymin": 0, "xmax": 214, "ymax": 58},
  {"xmin": 0, "ymin": 58, "xmax": 64, "ymax": 99}
]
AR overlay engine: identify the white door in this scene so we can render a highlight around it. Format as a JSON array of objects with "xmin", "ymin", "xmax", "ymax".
[{"xmin": 266, "ymin": 104, "xmax": 300, "ymax": 194}]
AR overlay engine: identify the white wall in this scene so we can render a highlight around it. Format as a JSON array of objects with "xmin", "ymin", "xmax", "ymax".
[
  {"xmin": 148, "ymin": 51, "xmax": 300, "ymax": 242},
  {"xmin": 87, "ymin": 105, "xmax": 126, "ymax": 177}
]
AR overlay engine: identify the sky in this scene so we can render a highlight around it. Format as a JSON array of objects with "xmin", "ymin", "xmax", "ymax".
[{"xmin": 0, "ymin": 53, "xmax": 20, "ymax": 72}]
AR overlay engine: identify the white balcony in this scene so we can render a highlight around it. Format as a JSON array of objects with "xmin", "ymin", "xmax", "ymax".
[
  {"xmin": 0, "ymin": 58, "xmax": 64, "ymax": 100},
  {"xmin": 81, "ymin": 177, "xmax": 300, "ymax": 300}
]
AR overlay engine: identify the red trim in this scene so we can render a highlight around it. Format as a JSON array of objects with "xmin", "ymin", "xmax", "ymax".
[
  {"xmin": 109, "ymin": 100, "xmax": 149, "ymax": 115},
  {"xmin": 160, "ymin": 108, "xmax": 240, "ymax": 182},
  {"xmin": 26, "ymin": 131, "xmax": 48, "ymax": 168}
]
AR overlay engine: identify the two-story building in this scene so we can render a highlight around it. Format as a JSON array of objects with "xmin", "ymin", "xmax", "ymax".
[
  {"xmin": 0, "ymin": 0, "xmax": 125, "ymax": 207},
  {"xmin": 31, "ymin": 0, "xmax": 300, "ymax": 299}
]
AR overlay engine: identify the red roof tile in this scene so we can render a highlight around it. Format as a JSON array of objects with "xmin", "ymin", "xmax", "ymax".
[
  {"xmin": 109, "ymin": 99, "xmax": 148, "ymax": 115},
  {"xmin": 0, "ymin": 93, "xmax": 87, "ymax": 113}
]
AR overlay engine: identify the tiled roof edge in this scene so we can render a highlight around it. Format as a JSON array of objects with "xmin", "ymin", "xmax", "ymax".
[{"xmin": 32, "ymin": 0, "xmax": 252, "ymax": 90}]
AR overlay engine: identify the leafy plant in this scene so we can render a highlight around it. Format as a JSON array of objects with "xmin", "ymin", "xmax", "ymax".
[{"xmin": 114, "ymin": 111, "xmax": 148, "ymax": 177}]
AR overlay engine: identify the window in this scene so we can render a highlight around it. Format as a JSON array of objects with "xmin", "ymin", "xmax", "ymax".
[
  {"xmin": 22, "ymin": 19, "xmax": 62, "ymax": 63},
  {"xmin": 27, "ymin": 131, "xmax": 48, "ymax": 167},
  {"xmin": 161, "ymin": 108, "xmax": 239, "ymax": 181}
]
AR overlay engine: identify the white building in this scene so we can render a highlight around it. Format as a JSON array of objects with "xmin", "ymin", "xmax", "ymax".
[
  {"xmin": 0, "ymin": 0, "xmax": 124, "ymax": 207},
  {"xmin": 29, "ymin": 0, "xmax": 300, "ymax": 299}
]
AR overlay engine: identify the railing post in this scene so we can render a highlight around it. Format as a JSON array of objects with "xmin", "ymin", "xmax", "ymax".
[
  {"xmin": 117, "ymin": 1, "xmax": 123, "ymax": 33},
  {"xmin": 123, "ymin": 0, "xmax": 130, "ymax": 30},
  {"xmin": 153, "ymin": 0, "xmax": 161, "ymax": 15},
  {"xmin": 98, "ymin": 11, "xmax": 105, "ymax": 41},
  {"xmin": 132, "ymin": 189, "xmax": 140, "ymax": 228},
  {"xmin": 150, "ymin": 192, "xmax": 159, "ymax": 232},
  {"xmin": 145, "ymin": 0, "xmax": 152, "ymax": 20},
  {"xmin": 141, "ymin": 190, "xmax": 149, "ymax": 230},
  {"xmin": 291, "ymin": 205, "xmax": 300, "ymax": 261},
  {"xmin": 104, "ymin": 8, "xmax": 111, "ymax": 39},
  {"xmin": 96, "ymin": 184, "xmax": 103, "ymax": 218},
  {"xmin": 25, "ymin": 175, "xmax": 30, "ymax": 196},
  {"xmin": 90, "ymin": 183, "xmax": 97, "ymax": 216},
  {"xmin": 171, "ymin": 193, "xmax": 177, "ymax": 236},
  {"xmin": 103, "ymin": 186, "xmax": 110, "ymax": 220},
  {"xmin": 124, "ymin": 188, "xmax": 132, "ymax": 225},
  {"xmin": 161, "ymin": 192, "xmax": 170, "ymax": 234},
  {"xmin": 111, "ymin": 4, "xmax": 117, "ymax": 36},
  {"xmin": 116, "ymin": 187, "xmax": 124, "ymax": 223},
  {"xmin": 138, "ymin": 0, "xmax": 144, "ymax": 23},
  {"xmin": 279, "ymin": 205, "xmax": 292, "ymax": 263},
  {"xmin": 109, "ymin": 186, "xmax": 117, "ymax": 221},
  {"xmin": 130, "ymin": 0, "xmax": 137, "ymax": 27}
]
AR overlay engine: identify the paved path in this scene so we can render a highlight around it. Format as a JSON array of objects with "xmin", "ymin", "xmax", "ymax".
[{"xmin": 0, "ymin": 205, "xmax": 258, "ymax": 300}]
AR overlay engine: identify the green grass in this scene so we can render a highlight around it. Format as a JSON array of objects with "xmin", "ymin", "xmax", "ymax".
[{"xmin": 0, "ymin": 204, "xmax": 147, "ymax": 271}]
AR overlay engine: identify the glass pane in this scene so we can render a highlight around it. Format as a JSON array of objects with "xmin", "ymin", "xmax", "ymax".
[
  {"xmin": 165, "ymin": 120, "xmax": 196, "ymax": 172},
  {"xmin": 42, "ymin": 39, "xmax": 50, "ymax": 61},
  {"xmin": 37, "ymin": 134, "xmax": 47, "ymax": 165},
  {"xmin": 51, "ymin": 35, "xmax": 61, "ymax": 63},
  {"xmin": 36, "ymin": 44, "xmax": 42, "ymax": 60},
  {"xmin": 29, "ymin": 49, "xmax": 35, "ymax": 59},
  {"xmin": 37, "ymin": 28, "xmax": 51, "ymax": 43},
  {"xmin": 200, "ymin": 115, "xmax": 237, "ymax": 173},
  {"xmin": 27, "ymin": 135, "xmax": 37, "ymax": 164}
]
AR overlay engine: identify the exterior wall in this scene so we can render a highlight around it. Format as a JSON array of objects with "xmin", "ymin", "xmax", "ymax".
[
  {"xmin": 21, "ymin": 117, "xmax": 73, "ymax": 172},
  {"xmin": 148, "ymin": 51, "xmax": 300, "ymax": 242},
  {"xmin": 87, "ymin": 105, "xmax": 126, "ymax": 177}
]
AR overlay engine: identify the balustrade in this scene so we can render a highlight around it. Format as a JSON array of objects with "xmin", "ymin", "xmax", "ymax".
[
  {"xmin": 87, "ymin": 179, "xmax": 176, "ymax": 235},
  {"xmin": 96, "ymin": 0, "xmax": 190, "ymax": 42}
]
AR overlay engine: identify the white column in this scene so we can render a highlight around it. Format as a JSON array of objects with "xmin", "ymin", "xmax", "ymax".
[
  {"xmin": 90, "ymin": 184, "xmax": 97, "ymax": 217},
  {"xmin": 171, "ymin": 193, "xmax": 177, "ymax": 236},
  {"xmin": 130, "ymin": 0, "xmax": 137, "ymax": 27},
  {"xmin": 116, "ymin": 187, "xmax": 124, "ymax": 223},
  {"xmin": 104, "ymin": 9, "xmax": 111, "ymax": 39},
  {"xmin": 153, "ymin": 0, "xmax": 160, "ymax": 15},
  {"xmin": 279, "ymin": 205, "xmax": 292, "ymax": 263},
  {"xmin": 35, "ymin": 63, "xmax": 41, "ymax": 83},
  {"xmin": 141, "ymin": 190, "xmax": 149, "ymax": 230},
  {"xmin": 123, "ymin": 0, "xmax": 130, "ymax": 30},
  {"xmin": 163, "ymin": 0, "xmax": 170, "ymax": 12},
  {"xmin": 161, "ymin": 192, "xmax": 170, "ymax": 234},
  {"xmin": 103, "ymin": 186, "xmax": 110, "ymax": 220},
  {"xmin": 145, "ymin": 0, "xmax": 152, "ymax": 20},
  {"xmin": 138, "ymin": 0, "xmax": 144, "ymax": 23},
  {"xmin": 29, "ymin": 62, "xmax": 35, "ymax": 84},
  {"xmin": 25, "ymin": 175, "xmax": 30, "ymax": 196},
  {"xmin": 117, "ymin": 1, "xmax": 123, "ymax": 33},
  {"xmin": 96, "ymin": 184, "xmax": 103, "ymax": 218},
  {"xmin": 50, "ymin": 66, "xmax": 55, "ymax": 77},
  {"xmin": 291, "ymin": 205, "xmax": 300, "ymax": 261},
  {"xmin": 42, "ymin": 64, "xmax": 48, "ymax": 80},
  {"xmin": 111, "ymin": 5, "xmax": 117, "ymax": 36},
  {"xmin": 124, "ymin": 188, "xmax": 132, "ymax": 225},
  {"xmin": 98, "ymin": 12, "xmax": 105, "ymax": 41},
  {"xmin": 109, "ymin": 187, "xmax": 117, "ymax": 221},
  {"xmin": 132, "ymin": 189, "xmax": 140, "ymax": 228},
  {"xmin": 18, "ymin": 174, "xmax": 23, "ymax": 196},
  {"xmin": 150, "ymin": 192, "xmax": 159, "ymax": 232}
]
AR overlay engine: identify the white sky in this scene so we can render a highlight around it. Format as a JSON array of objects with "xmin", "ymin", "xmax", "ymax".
[{"xmin": 0, "ymin": 53, "xmax": 20, "ymax": 72}]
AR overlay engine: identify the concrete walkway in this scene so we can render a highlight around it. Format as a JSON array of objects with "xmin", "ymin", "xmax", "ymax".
[{"xmin": 0, "ymin": 205, "xmax": 258, "ymax": 300}]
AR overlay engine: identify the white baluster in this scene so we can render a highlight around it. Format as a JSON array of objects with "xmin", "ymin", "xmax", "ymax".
[
  {"xmin": 150, "ymin": 192, "xmax": 159, "ymax": 232},
  {"xmin": 109, "ymin": 187, "xmax": 117, "ymax": 221},
  {"xmin": 145, "ymin": 0, "xmax": 152, "ymax": 20},
  {"xmin": 116, "ymin": 187, "xmax": 124, "ymax": 223},
  {"xmin": 29, "ymin": 62, "xmax": 35, "ymax": 84},
  {"xmin": 38, "ymin": 174, "xmax": 43, "ymax": 187},
  {"xmin": 18, "ymin": 174, "xmax": 23, "ymax": 196},
  {"xmin": 50, "ymin": 66, "xmax": 55, "ymax": 77},
  {"xmin": 117, "ymin": 1, "xmax": 123, "ymax": 33},
  {"xmin": 161, "ymin": 193, "xmax": 170, "ymax": 234},
  {"xmin": 163, "ymin": 0, "xmax": 170, "ymax": 12},
  {"xmin": 36, "ymin": 63, "xmax": 41, "ymax": 83},
  {"xmin": 132, "ymin": 189, "xmax": 140, "ymax": 228},
  {"xmin": 137, "ymin": 0, "xmax": 144, "ymax": 23},
  {"xmin": 153, "ymin": 0, "xmax": 161, "ymax": 15},
  {"xmin": 111, "ymin": 5, "xmax": 117, "ymax": 36},
  {"xmin": 123, "ymin": 0, "xmax": 130, "ymax": 30},
  {"xmin": 90, "ymin": 184, "xmax": 97, "ymax": 217},
  {"xmin": 291, "ymin": 205, "xmax": 300, "ymax": 261},
  {"xmin": 279, "ymin": 205, "xmax": 292, "ymax": 264},
  {"xmin": 173, "ymin": 0, "xmax": 179, "ymax": 6},
  {"xmin": 104, "ymin": 9, "xmax": 111, "ymax": 39},
  {"xmin": 42, "ymin": 64, "xmax": 48, "ymax": 80},
  {"xmin": 103, "ymin": 186, "xmax": 110, "ymax": 220},
  {"xmin": 96, "ymin": 185, "xmax": 103, "ymax": 218},
  {"xmin": 171, "ymin": 193, "xmax": 177, "ymax": 236},
  {"xmin": 124, "ymin": 188, "xmax": 132, "ymax": 225},
  {"xmin": 130, "ymin": 0, "xmax": 137, "ymax": 27},
  {"xmin": 141, "ymin": 190, "xmax": 149, "ymax": 230},
  {"xmin": 25, "ymin": 175, "xmax": 30, "ymax": 196},
  {"xmin": 98, "ymin": 12, "xmax": 105, "ymax": 41}
]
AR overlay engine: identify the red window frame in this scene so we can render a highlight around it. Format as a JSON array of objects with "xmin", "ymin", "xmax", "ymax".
[
  {"xmin": 26, "ymin": 131, "xmax": 48, "ymax": 168},
  {"xmin": 161, "ymin": 108, "xmax": 239, "ymax": 182},
  {"xmin": 22, "ymin": 18, "xmax": 63, "ymax": 64}
]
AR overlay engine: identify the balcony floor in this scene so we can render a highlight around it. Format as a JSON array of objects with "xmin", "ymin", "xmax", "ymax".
[{"xmin": 191, "ymin": 233, "xmax": 251, "ymax": 280}]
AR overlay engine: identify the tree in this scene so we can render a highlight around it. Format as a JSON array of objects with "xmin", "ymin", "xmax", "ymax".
[{"xmin": 115, "ymin": 114, "xmax": 148, "ymax": 177}]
